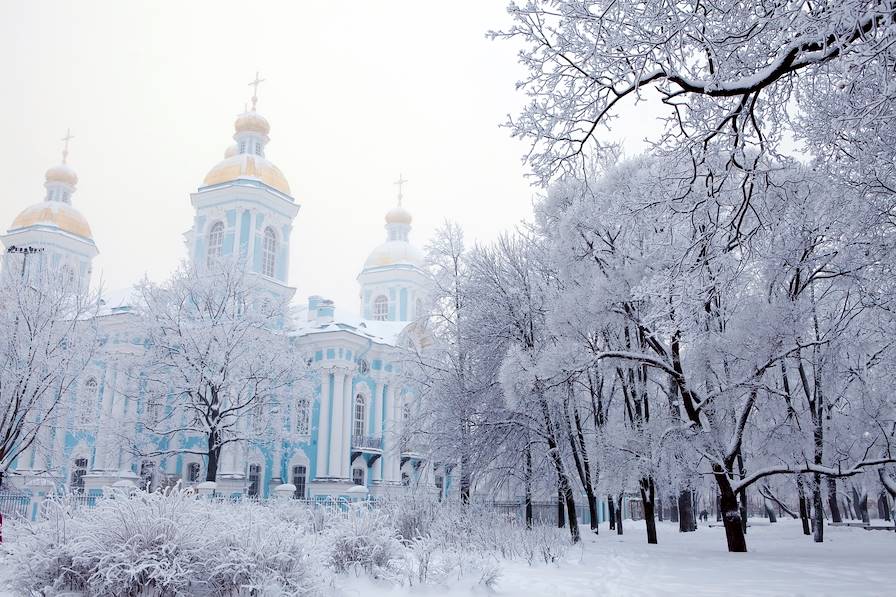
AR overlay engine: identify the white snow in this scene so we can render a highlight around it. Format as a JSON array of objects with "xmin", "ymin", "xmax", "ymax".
[{"xmin": 342, "ymin": 520, "xmax": 895, "ymax": 597}]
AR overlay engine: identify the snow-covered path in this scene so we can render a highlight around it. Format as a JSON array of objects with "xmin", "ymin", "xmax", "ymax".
[{"xmin": 347, "ymin": 520, "xmax": 894, "ymax": 597}]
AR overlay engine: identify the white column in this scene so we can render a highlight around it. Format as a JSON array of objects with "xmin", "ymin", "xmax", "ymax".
[
  {"xmin": 371, "ymin": 380, "xmax": 385, "ymax": 483},
  {"xmin": 315, "ymin": 369, "xmax": 332, "ymax": 478},
  {"xmin": 383, "ymin": 384, "xmax": 400, "ymax": 484},
  {"xmin": 92, "ymin": 368, "xmax": 116, "ymax": 471},
  {"xmin": 328, "ymin": 369, "xmax": 346, "ymax": 477},
  {"xmin": 340, "ymin": 374, "xmax": 353, "ymax": 478}
]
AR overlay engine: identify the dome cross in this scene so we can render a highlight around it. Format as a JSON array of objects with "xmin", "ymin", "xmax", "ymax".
[
  {"xmin": 61, "ymin": 128, "xmax": 74, "ymax": 164},
  {"xmin": 393, "ymin": 173, "xmax": 408, "ymax": 206},
  {"xmin": 248, "ymin": 71, "xmax": 265, "ymax": 111}
]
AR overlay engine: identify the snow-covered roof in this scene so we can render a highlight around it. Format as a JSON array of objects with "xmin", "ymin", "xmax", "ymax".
[
  {"xmin": 289, "ymin": 302, "xmax": 409, "ymax": 347},
  {"xmin": 97, "ymin": 286, "xmax": 140, "ymax": 317}
]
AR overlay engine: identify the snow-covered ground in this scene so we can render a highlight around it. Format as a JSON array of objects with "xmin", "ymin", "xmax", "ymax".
[
  {"xmin": 345, "ymin": 520, "xmax": 895, "ymax": 597},
  {"xmin": 3, "ymin": 518, "xmax": 893, "ymax": 596}
]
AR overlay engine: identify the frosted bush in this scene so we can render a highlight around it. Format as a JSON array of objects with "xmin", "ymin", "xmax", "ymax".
[
  {"xmin": 324, "ymin": 504, "xmax": 404, "ymax": 578},
  {"xmin": 9, "ymin": 488, "xmax": 326, "ymax": 596}
]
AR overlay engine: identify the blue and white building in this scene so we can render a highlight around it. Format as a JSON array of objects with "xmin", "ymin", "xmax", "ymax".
[{"xmin": 3, "ymin": 95, "xmax": 444, "ymax": 500}]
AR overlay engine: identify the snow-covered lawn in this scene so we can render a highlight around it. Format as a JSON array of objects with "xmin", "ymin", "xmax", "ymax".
[
  {"xmin": 348, "ymin": 520, "xmax": 895, "ymax": 597},
  {"xmin": 3, "ymin": 516, "xmax": 892, "ymax": 596}
]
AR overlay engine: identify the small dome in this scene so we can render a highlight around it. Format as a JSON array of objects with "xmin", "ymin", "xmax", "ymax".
[
  {"xmin": 385, "ymin": 205, "xmax": 412, "ymax": 225},
  {"xmin": 45, "ymin": 163, "xmax": 78, "ymax": 186},
  {"xmin": 234, "ymin": 110, "xmax": 270, "ymax": 136},
  {"xmin": 11, "ymin": 201, "xmax": 93, "ymax": 240},
  {"xmin": 363, "ymin": 240, "xmax": 425, "ymax": 269},
  {"xmin": 224, "ymin": 143, "xmax": 238, "ymax": 158},
  {"xmin": 203, "ymin": 153, "xmax": 291, "ymax": 195}
]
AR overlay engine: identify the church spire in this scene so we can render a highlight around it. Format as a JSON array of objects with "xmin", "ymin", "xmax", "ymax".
[{"xmin": 44, "ymin": 130, "xmax": 79, "ymax": 204}]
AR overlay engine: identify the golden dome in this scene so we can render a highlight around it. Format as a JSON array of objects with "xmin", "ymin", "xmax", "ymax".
[
  {"xmin": 234, "ymin": 111, "xmax": 270, "ymax": 136},
  {"xmin": 363, "ymin": 240, "xmax": 425, "ymax": 269},
  {"xmin": 45, "ymin": 163, "xmax": 78, "ymax": 186},
  {"xmin": 11, "ymin": 201, "xmax": 93, "ymax": 240},
  {"xmin": 385, "ymin": 205, "xmax": 412, "ymax": 225},
  {"xmin": 203, "ymin": 153, "xmax": 291, "ymax": 195}
]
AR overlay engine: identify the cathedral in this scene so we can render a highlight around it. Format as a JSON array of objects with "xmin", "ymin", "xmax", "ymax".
[{"xmin": 2, "ymin": 85, "xmax": 445, "ymax": 501}]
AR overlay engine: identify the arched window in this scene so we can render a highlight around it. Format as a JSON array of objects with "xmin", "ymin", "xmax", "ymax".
[
  {"xmin": 207, "ymin": 222, "xmax": 224, "ymax": 266},
  {"xmin": 70, "ymin": 457, "xmax": 88, "ymax": 493},
  {"xmin": 373, "ymin": 295, "xmax": 389, "ymax": 321},
  {"xmin": 247, "ymin": 463, "xmax": 261, "ymax": 497},
  {"xmin": 186, "ymin": 462, "xmax": 202, "ymax": 483},
  {"xmin": 353, "ymin": 393, "xmax": 367, "ymax": 438},
  {"xmin": 262, "ymin": 227, "xmax": 277, "ymax": 278},
  {"xmin": 295, "ymin": 398, "xmax": 310, "ymax": 435},
  {"xmin": 292, "ymin": 465, "xmax": 307, "ymax": 499},
  {"xmin": 79, "ymin": 378, "xmax": 98, "ymax": 425}
]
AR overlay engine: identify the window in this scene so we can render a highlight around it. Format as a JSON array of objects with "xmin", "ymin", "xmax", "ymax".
[
  {"xmin": 207, "ymin": 222, "xmax": 224, "ymax": 266},
  {"xmin": 262, "ymin": 227, "xmax": 277, "ymax": 277},
  {"xmin": 79, "ymin": 378, "xmax": 98, "ymax": 425},
  {"xmin": 352, "ymin": 467, "xmax": 364, "ymax": 486},
  {"xmin": 435, "ymin": 475, "xmax": 444, "ymax": 501},
  {"xmin": 373, "ymin": 295, "xmax": 389, "ymax": 321},
  {"xmin": 295, "ymin": 398, "xmax": 310, "ymax": 435},
  {"xmin": 292, "ymin": 465, "xmax": 307, "ymax": 499},
  {"xmin": 239, "ymin": 141, "xmax": 246, "ymax": 154},
  {"xmin": 247, "ymin": 464, "xmax": 261, "ymax": 497},
  {"xmin": 186, "ymin": 462, "xmax": 202, "ymax": 483},
  {"xmin": 70, "ymin": 457, "xmax": 88, "ymax": 492},
  {"xmin": 251, "ymin": 400, "xmax": 265, "ymax": 434},
  {"xmin": 401, "ymin": 472, "xmax": 410, "ymax": 487},
  {"xmin": 353, "ymin": 394, "xmax": 367, "ymax": 438},
  {"xmin": 254, "ymin": 142, "xmax": 263, "ymax": 156}
]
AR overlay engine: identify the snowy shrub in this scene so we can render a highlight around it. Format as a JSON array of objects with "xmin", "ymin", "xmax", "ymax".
[
  {"xmin": 324, "ymin": 504, "xmax": 404, "ymax": 577},
  {"xmin": 9, "ymin": 488, "xmax": 326, "ymax": 596}
]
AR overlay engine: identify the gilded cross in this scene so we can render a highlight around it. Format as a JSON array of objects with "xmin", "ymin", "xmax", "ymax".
[
  {"xmin": 248, "ymin": 71, "xmax": 265, "ymax": 110},
  {"xmin": 61, "ymin": 128, "xmax": 74, "ymax": 163},
  {"xmin": 394, "ymin": 173, "xmax": 408, "ymax": 206}
]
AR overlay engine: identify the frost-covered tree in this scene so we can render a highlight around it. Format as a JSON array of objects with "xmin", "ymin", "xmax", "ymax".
[
  {"xmin": 0, "ymin": 252, "xmax": 99, "ymax": 488},
  {"xmin": 493, "ymin": 0, "xmax": 896, "ymax": 185},
  {"xmin": 133, "ymin": 261, "xmax": 307, "ymax": 482}
]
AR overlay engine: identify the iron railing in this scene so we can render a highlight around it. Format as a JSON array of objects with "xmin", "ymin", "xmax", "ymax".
[{"xmin": 351, "ymin": 435, "xmax": 383, "ymax": 450}]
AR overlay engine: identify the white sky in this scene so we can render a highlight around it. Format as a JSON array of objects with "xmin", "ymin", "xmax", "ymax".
[{"xmin": 1, "ymin": 1, "xmax": 664, "ymax": 311}]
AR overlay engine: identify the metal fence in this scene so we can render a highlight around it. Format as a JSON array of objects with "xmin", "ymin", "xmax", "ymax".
[{"xmin": 0, "ymin": 492, "xmax": 30, "ymax": 519}]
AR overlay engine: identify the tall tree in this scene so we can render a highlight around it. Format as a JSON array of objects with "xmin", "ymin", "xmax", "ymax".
[{"xmin": 133, "ymin": 261, "xmax": 306, "ymax": 482}]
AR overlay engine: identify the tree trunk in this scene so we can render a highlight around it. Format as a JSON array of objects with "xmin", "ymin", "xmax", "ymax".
[
  {"xmin": 607, "ymin": 493, "xmax": 616, "ymax": 530},
  {"xmin": 669, "ymin": 494, "xmax": 679, "ymax": 523},
  {"xmin": 557, "ymin": 483, "xmax": 566, "ymax": 528},
  {"xmin": 798, "ymin": 479, "xmax": 811, "ymax": 535},
  {"xmin": 524, "ymin": 443, "xmax": 533, "ymax": 529},
  {"xmin": 616, "ymin": 493, "xmax": 624, "ymax": 535},
  {"xmin": 713, "ymin": 467, "xmax": 747, "ymax": 552},
  {"xmin": 460, "ymin": 452, "xmax": 471, "ymax": 505},
  {"xmin": 827, "ymin": 478, "xmax": 842, "ymax": 523},
  {"xmin": 657, "ymin": 496, "xmax": 664, "ymax": 522},
  {"xmin": 812, "ymin": 474, "xmax": 824, "ymax": 542},
  {"xmin": 206, "ymin": 431, "xmax": 221, "ymax": 482},
  {"xmin": 587, "ymin": 493, "xmax": 599, "ymax": 534},
  {"xmin": 852, "ymin": 486, "xmax": 870, "ymax": 525},
  {"xmin": 678, "ymin": 489, "xmax": 696, "ymax": 533},
  {"xmin": 877, "ymin": 491, "xmax": 890, "ymax": 521},
  {"xmin": 640, "ymin": 477, "xmax": 658, "ymax": 544},
  {"xmin": 765, "ymin": 500, "xmax": 777, "ymax": 523}
]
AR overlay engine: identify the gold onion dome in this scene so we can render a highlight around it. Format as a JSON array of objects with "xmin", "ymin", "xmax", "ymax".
[
  {"xmin": 11, "ymin": 201, "xmax": 93, "ymax": 240},
  {"xmin": 385, "ymin": 205, "xmax": 412, "ymax": 225},
  {"xmin": 234, "ymin": 110, "xmax": 270, "ymax": 136},
  {"xmin": 363, "ymin": 240, "xmax": 425, "ymax": 269},
  {"xmin": 203, "ymin": 152, "xmax": 291, "ymax": 195},
  {"xmin": 45, "ymin": 163, "xmax": 78, "ymax": 186}
]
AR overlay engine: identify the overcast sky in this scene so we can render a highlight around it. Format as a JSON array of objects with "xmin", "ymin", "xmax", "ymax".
[{"xmin": 1, "ymin": 1, "xmax": 664, "ymax": 311}]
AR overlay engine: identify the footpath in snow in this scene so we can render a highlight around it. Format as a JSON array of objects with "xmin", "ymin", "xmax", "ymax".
[{"xmin": 346, "ymin": 519, "xmax": 895, "ymax": 597}]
